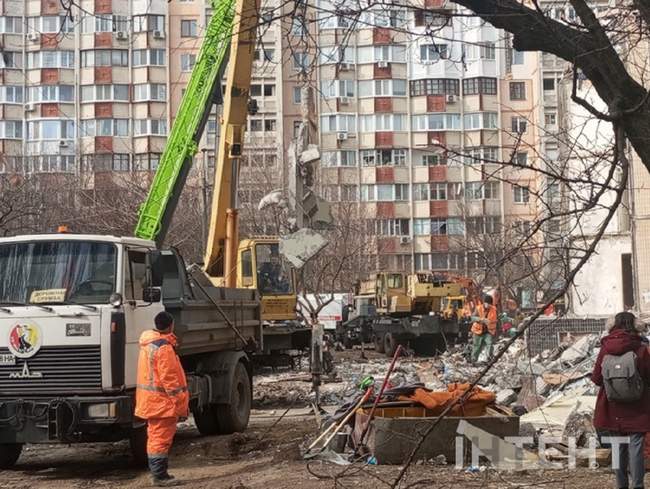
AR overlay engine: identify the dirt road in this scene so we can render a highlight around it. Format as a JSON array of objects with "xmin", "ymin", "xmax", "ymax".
[{"xmin": 0, "ymin": 410, "xmax": 621, "ymax": 489}]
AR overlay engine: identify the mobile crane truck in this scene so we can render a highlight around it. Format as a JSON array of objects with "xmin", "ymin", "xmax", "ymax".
[{"xmin": 0, "ymin": 0, "xmax": 272, "ymax": 467}]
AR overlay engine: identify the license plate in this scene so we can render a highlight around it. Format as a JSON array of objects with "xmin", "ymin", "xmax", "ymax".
[{"xmin": 0, "ymin": 354, "xmax": 16, "ymax": 366}]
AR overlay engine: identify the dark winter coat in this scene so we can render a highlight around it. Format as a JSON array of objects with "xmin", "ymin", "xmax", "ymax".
[{"xmin": 591, "ymin": 329, "xmax": 650, "ymax": 433}]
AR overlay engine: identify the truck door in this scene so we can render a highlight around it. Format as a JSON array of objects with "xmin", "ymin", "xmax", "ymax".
[{"xmin": 123, "ymin": 248, "xmax": 164, "ymax": 387}]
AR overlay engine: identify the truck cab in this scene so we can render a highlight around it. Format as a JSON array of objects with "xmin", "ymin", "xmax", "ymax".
[{"xmin": 0, "ymin": 233, "xmax": 260, "ymax": 468}]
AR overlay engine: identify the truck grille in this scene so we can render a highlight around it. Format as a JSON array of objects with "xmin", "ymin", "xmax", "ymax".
[{"xmin": 0, "ymin": 346, "xmax": 102, "ymax": 394}]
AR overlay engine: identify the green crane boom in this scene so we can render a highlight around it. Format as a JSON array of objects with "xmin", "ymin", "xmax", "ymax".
[{"xmin": 134, "ymin": 0, "xmax": 235, "ymax": 244}]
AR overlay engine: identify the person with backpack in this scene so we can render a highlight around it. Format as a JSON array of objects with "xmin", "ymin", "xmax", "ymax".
[
  {"xmin": 470, "ymin": 295, "xmax": 498, "ymax": 363},
  {"xmin": 591, "ymin": 311, "xmax": 650, "ymax": 489}
]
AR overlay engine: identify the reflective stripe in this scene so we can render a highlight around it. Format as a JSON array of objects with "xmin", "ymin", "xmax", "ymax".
[{"xmin": 137, "ymin": 384, "xmax": 188, "ymax": 395}]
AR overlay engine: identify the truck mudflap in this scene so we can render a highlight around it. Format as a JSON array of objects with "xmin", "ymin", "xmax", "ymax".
[{"xmin": 0, "ymin": 396, "xmax": 134, "ymax": 444}]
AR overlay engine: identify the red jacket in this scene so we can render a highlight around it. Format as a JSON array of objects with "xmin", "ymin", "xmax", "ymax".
[
  {"xmin": 591, "ymin": 329, "xmax": 650, "ymax": 433},
  {"xmin": 135, "ymin": 330, "xmax": 189, "ymax": 419}
]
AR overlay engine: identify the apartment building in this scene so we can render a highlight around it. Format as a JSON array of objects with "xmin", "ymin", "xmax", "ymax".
[
  {"xmin": 316, "ymin": 0, "xmax": 540, "ymax": 283},
  {"xmin": 0, "ymin": 0, "xmax": 294, "ymax": 201}
]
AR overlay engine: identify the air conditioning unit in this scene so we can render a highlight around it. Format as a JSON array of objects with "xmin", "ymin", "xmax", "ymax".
[
  {"xmin": 153, "ymin": 30, "xmax": 165, "ymax": 39},
  {"xmin": 338, "ymin": 96, "xmax": 349, "ymax": 105},
  {"xmin": 25, "ymin": 103, "xmax": 36, "ymax": 112},
  {"xmin": 27, "ymin": 32, "xmax": 40, "ymax": 42},
  {"xmin": 336, "ymin": 131, "xmax": 348, "ymax": 141},
  {"xmin": 377, "ymin": 60, "xmax": 389, "ymax": 68},
  {"xmin": 339, "ymin": 62, "xmax": 352, "ymax": 71},
  {"xmin": 116, "ymin": 31, "xmax": 128, "ymax": 40},
  {"xmin": 59, "ymin": 140, "xmax": 68, "ymax": 147},
  {"xmin": 446, "ymin": 95, "xmax": 455, "ymax": 103},
  {"xmin": 399, "ymin": 236, "xmax": 411, "ymax": 244}
]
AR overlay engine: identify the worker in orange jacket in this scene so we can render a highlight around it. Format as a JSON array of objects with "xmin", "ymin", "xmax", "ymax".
[
  {"xmin": 135, "ymin": 311, "xmax": 189, "ymax": 487},
  {"xmin": 470, "ymin": 295, "xmax": 498, "ymax": 363}
]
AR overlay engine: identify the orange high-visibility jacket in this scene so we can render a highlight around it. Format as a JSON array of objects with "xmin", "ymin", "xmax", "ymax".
[
  {"xmin": 135, "ymin": 330, "xmax": 189, "ymax": 419},
  {"xmin": 471, "ymin": 303, "xmax": 498, "ymax": 336}
]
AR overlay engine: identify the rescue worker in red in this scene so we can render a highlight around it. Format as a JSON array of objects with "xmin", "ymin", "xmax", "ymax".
[
  {"xmin": 470, "ymin": 295, "xmax": 498, "ymax": 363},
  {"xmin": 135, "ymin": 311, "xmax": 189, "ymax": 487}
]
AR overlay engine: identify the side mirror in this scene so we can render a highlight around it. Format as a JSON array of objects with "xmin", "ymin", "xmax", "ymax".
[{"xmin": 143, "ymin": 287, "xmax": 162, "ymax": 303}]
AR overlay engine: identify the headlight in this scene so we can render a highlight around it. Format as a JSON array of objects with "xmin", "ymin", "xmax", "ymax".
[{"xmin": 84, "ymin": 402, "xmax": 117, "ymax": 418}]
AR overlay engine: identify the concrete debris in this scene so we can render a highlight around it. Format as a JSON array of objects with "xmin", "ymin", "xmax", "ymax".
[
  {"xmin": 257, "ymin": 190, "xmax": 286, "ymax": 210},
  {"xmin": 496, "ymin": 388, "xmax": 517, "ymax": 406}
]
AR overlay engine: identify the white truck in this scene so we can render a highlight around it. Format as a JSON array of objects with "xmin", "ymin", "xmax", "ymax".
[{"xmin": 0, "ymin": 233, "xmax": 261, "ymax": 468}]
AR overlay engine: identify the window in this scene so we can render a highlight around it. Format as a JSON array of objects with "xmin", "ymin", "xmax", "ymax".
[
  {"xmin": 253, "ymin": 48, "xmax": 275, "ymax": 62},
  {"xmin": 293, "ymin": 87, "xmax": 301, "ymax": 104},
  {"xmin": 264, "ymin": 119, "xmax": 276, "ymax": 131},
  {"xmin": 321, "ymin": 79, "xmax": 355, "ymax": 98},
  {"xmin": 412, "ymin": 113, "xmax": 461, "ymax": 131},
  {"xmin": 133, "ymin": 14, "xmax": 164, "ymax": 32},
  {"xmin": 320, "ymin": 114, "xmax": 356, "ymax": 132},
  {"xmin": 134, "ymin": 119, "xmax": 167, "ymax": 136},
  {"xmin": 81, "ymin": 49, "xmax": 127, "ymax": 67},
  {"xmin": 376, "ymin": 219, "xmax": 410, "ymax": 236},
  {"xmin": 0, "ymin": 17, "xmax": 22, "ymax": 33},
  {"xmin": 0, "ymin": 120, "xmax": 22, "ymax": 139},
  {"xmin": 293, "ymin": 120, "xmax": 301, "ymax": 138},
  {"xmin": 250, "ymin": 119, "xmax": 263, "ymax": 132},
  {"xmin": 340, "ymin": 184, "xmax": 358, "ymax": 201},
  {"xmin": 409, "ymin": 79, "xmax": 459, "ymax": 96},
  {"xmin": 448, "ymin": 218, "xmax": 464, "ymax": 235},
  {"xmin": 516, "ymin": 152, "xmax": 528, "ymax": 166},
  {"xmin": 358, "ymin": 79, "xmax": 406, "ymax": 97},
  {"xmin": 367, "ymin": 8, "xmax": 406, "ymax": 28},
  {"xmin": 133, "ymin": 153, "xmax": 161, "ymax": 171},
  {"xmin": 545, "ymin": 112, "xmax": 557, "ymax": 126},
  {"xmin": 431, "ymin": 218, "xmax": 447, "ymax": 235},
  {"xmin": 80, "ymin": 84, "xmax": 129, "ymax": 102},
  {"xmin": 512, "ymin": 49, "xmax": 524, "ymax": 65},
  {"xmin": 464, "ymin": 147, "xmax": 499, "ymax": 165},
  {"xmin": 125, "ymin": 250, "xmax": 147, "ymax": 301},
  {"xmin": 250, "ymin": 84, "xmax": 261, "ymax": 97},
  {"xmin": 28, "ymin": 51, "xmax": 74, "ymax": 69},
  {"xmin": 322, "ymin": 151, "xmax": 357, "ymax": 167},
  {"xmin": 180, "ymin": 19, "xmax": 197, "ymax": 37},
  {"xmin": 511, "ymin": 116, "xmax": 528, "ymax": 133},
  {"xmin": 27, "ymin": 120, "xmax": 73, "ymax": 139},
  {"xmin": 514, "ymin": 185, "xmax": 530, "ymax": 203},
  {"xmin": 0, "ymin": 51, "xmax": 21, "ymax": 69},
  {"xmin": 357, "ymin": 45, "xmax": 406, "ymax": 63},
  {"xmin": 462, "ymin": 77, "xmax": 497, "ymax": 95},
  {"xmin": 319, "ymin": 46, "xmax": 355, "ymax": 65},
  {"xmin": 464, "ymin": 42, "xmax": 495, "ymax": 60},
  {"xmin": 465, "ymin": 181, "xmax": 499, "ymax": 200},
  {"xmin": 293, "ymin": 52, "xmax": 309, "ymax": 71},
  {"xmin": 463, "ymin": 112, "xmax": 498, "ymax": 130},
  {"xmin": 431, "ymin": 183, "xmax": 447, "ymax": 200},
  {"xmin": 263, "ymin": 84, "xmax": 275, "ymax": 96},
  {"xmin": 0, "ymin": 86, "xmax": 23, "ymax": 103},
  {"xmin": 80, "ymin": 119, "xmax": 129, "ymax": 137},
  {"xmin": 261, "ymin": 9, "xmax": 274, "ymax": 24},
  {"xmin": 361, "ymin": 184, "xmax": 409, "ymax": 201},
  {"xmin": 360, "ymin": 114, "xmax": 406, "ymax": 132},
  {"xmin": 82, "ymin": 14, "xmax": 128, "ymax": 33},
  {"xmin": 134, "ymin": 84, "xmax": 167, "ymax": 102},
  {"xmin": 361, "ymin": 149, "xmax": 406, "ymax": 166},
  {"xmin": 27, "ymin": 155, "xmax": 75, "ymax": 173},
  {"xmin": 543, "ymin": 78, "xmax": 556, "ymax": 91},
  {"xmin": 419, "ymin": 153, "xmax": 446, "ymax": 166},
  {"xmin": 291, "ymin": 17, "xmax": 307, "ymax": 35},
  {"xmin": 466, "ymin": 216, "xmax": 501, "ymax": 235},
  {"xmin": 132, "ymin": 49, "xmax": 165, "ymax": 66},
  {"xmin": 28, "ymin": 85, "xmax": 74, "ymax": 103},
  {"xmin": 181, "ymin": 53, "xmax": 196, "ymax": 71},
  {"xmin": 420, "ymin": 44, "xmax": 448, "ymax": 61},
  {"xmin": 29, "ymin": 16, "xmax": 74, "ymax": 33},
  {"xmin": 509, "ymin": 82, "xmax": 526, "ymax": 100}
]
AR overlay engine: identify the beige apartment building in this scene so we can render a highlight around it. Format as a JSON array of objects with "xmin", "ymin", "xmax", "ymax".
[{"xmin": 2, "ymin": 0, "xmax": 635, "ymax": 309}]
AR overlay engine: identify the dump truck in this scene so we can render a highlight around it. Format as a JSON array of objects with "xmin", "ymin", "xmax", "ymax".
[{"xmin": 0, "ymin": 234, "xmax": 260, "ymax": 467}]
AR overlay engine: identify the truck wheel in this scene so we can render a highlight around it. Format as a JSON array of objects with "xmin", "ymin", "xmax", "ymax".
[
  {"xmin": 215, "ymin": 363, "xmax": 251, "ymax": 434},
  {"xmin": 384, "ymin": 333, "xmax": 398, "ymax": 357},
  {"xmin": 193, "ymin": 405, "xmax": 220, "ymax": 436},
  {"xmin": 373, "ymin": 334, "xmax": 385, "ymax": 353},
  {"xmin": 129, "ymin": 426, "xmax": 148, "ymax": 467},
  {"xmin": 0, "ymin": 443, "xmax": 22, "ymax": 469}
]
